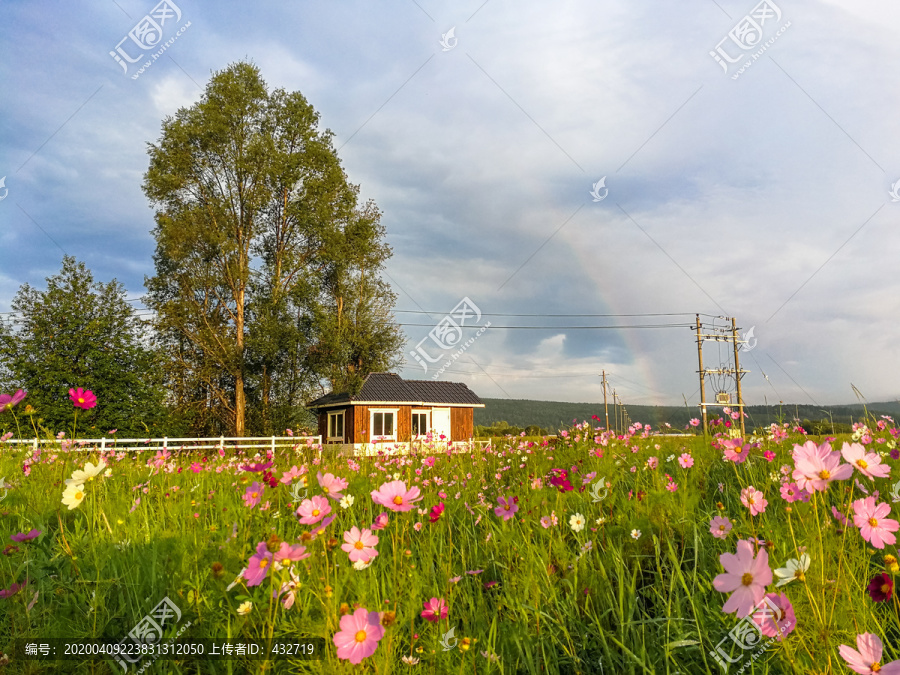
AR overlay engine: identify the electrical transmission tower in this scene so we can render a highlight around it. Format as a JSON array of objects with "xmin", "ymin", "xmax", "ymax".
[{"xmin": 695, "ymin": 315, "xmax": 749, "ymax": 437}]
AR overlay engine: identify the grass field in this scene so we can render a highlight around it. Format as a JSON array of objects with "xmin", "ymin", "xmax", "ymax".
[{"xmin": 1, "ymin": 406, "xmax": 899, "ymax": 674}]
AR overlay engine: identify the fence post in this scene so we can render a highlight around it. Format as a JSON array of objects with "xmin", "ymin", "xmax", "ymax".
[
  {"xmin": 220, "ymin": 436, "xmax": 225, "ymax": 453},
  {"xmin": 33, "ymin": 438, "xmax": 38, "ymax": 453},
  {"xmin": 101, "ymin": 437, "xmax": 106, "ymax": 452},
  {"xmin": 163, "ymin": 437, "xmax": 168, "ymax": 451},
  {"xmin": 271, "ymin": 436, "xmax": 275, "ymax": 456}
]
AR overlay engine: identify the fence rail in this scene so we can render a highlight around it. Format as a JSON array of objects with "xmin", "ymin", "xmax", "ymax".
[{"xmin": 1, "ymin": 436, "xmax": 321, "ymax": 453}]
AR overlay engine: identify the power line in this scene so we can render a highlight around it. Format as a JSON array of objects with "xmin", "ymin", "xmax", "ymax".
[
  {"xmin": 399, "ymin": 322, "xmax": 695, "ymax": 329},
  {"xmin": 395, "ymin": 310, "xmax": 721, "ymax": 318}
]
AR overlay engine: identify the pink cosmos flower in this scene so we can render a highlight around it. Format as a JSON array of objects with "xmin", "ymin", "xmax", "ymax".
[
  {"xmin": 371, "ymin": 512, "xmax": 389, "ymax": 530},
  {"xmin": 333, "ymin": 608, "xmax": 384, "ymax": 664},
  {"xmin": 791, "ymin": 440, "xmax": 852, "ymax": 492},
  {"xmin": 841, "ymin": 442, "xmax": 891, "ymax": 481},
  {"xmin": 852, "ymin": 496, "xmax": 899, "ymax": 549},
  {"xmin": 10, "ymin": 529, "xmax": 41, "ymax": 543},
  {"xmin": 710, "ymin": 516, "xmax": 732, "ymax": 540},
  {"xmin": 69, "ymin": 387, "xmax": 97, "ymax": 410},
  {"xmin": 296, "ymin": 495, "xmax": 331, "ymax": 525},
  {"xmin": 242, "ymin": 482, "xmax": 264, "ymax": 509},
  {"xmin": 273, "ymin": 542, "xmax": 309, "ymax": 564},
  {"xmin": 678, "ymin": 453, "xmax": 694, "ymax": 469},
  {"xmin": 370, "ymin": 480, "xmax": 422, "ymax": 512},
  {"xmin": 317, "ymin": 472, "xmax": 349, "ymax": 500},
  {"xmin": 420, "ymin": 597, "xmax": 448, "ymax": 623},
  {"xmin": 540, "ymin": 515, "xmax": 553, "ymax": 529},
  {"xmin": 740, "ymin": 486, "xmax": 768, "ymax": 516},
  {"xmin": 753, "ymin": 592, "xmax": 796, "ymax": 640},
  {"xmin": 763, "ymin": 450, "xmax": 776, "ymax": 462},
  {"xmin": 280, "ymin": 465, "xmax": 306, "ymax": 484},
  {"xmin": 712, "ymin": 540, "xmax": 773, "ymax": 617},
  {"xmin": 241, "ymin": 461, "xmax": 273, "ymax": 473},
  {"xmin": 275, "ymin": 566, "xmax": 302, "ymax": 609},
  {"xmin": 0, "ymin": 389, "xmax": 26, "ymax": 413},
  {"xmin": 689, "ymin": 418, "xmax": 700, "ymax": 427},
  {"xmin": 647, "ymin": 457, "xmax": 659, "ymax": 469},
  {"xmin": 341, "ymin": 526, "xmax": 379, "ymax": 563},
  {"xmin": 308, "ymin": 515, "xmax": 335, "ymax": 539},
  {"xmin": 243, "ymin": 541, "xmax": 274, "ymax": 587},
  {"xmin": 494, "ymin": 496, "xmax": 519, "ymax": 521},
  {"xmin": 722, "ymin": 439, "xmax": 750, "ymax": 464},
  {"xmin": 779, "ymin": 482, "xmax": 806, "ymax": 503},
  {"xmin": 832, "ymin": 505, "xmax": 849, "ymax": 527},
  {"xmin": 838, "ymin": 633, "xmax": 900, "ymax": 675}
]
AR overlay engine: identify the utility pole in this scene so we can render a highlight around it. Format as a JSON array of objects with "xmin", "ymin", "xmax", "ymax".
[
  {"xmin": 613, "ymin": 388, "xmax": 618, "ymax": 434},
  {"xmin": 602, "ymin": 371, "xmax": 610, "ymax": 432},
  {"xmin": 731, "ymin": 317, "xmax": 746, "ymax": 437},
  {"xmin": 696, "ymin": 315, "xmax": 708, "ymax": 433}
]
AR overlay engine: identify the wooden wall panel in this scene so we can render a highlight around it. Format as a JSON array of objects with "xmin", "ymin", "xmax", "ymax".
[
  {"xmin": 354, "ymin": 405, "xmax": 368, "ymax": 445},
  {"xmin": 451, "ymin": 407, "xmax": 473, "ymax": 441},
  {"xmin": 317, "ymin": 412, "xmax": 327, "ymax": 442},
  {"xmin": 397, "ymin": 405, "xmax": 412, "ymax": 442}
]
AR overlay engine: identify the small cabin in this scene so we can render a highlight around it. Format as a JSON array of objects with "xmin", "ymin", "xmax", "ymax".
[{"xmin": 306, "ymin": 373, "xmax": 484, "ymax": 448}]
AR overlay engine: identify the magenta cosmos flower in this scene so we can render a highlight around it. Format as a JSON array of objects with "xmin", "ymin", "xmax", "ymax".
[
  {"xmin": 867, "ymin": 573, "xmax": 893, "ymax": 603},
  {"xmin": 280, "ymin": 465, "xmax": 306, "ymax": 484},
  {"xmin": 678, "ymin": 453, "xmax": 694, "ymax": 469},
  {"xmin": 370, "ymin": 512, "xmax": 389, "ymax": 530},
  {"xmin": 753, "ymin": 592, "xmax": 796, "ymax": 640},
  {"xmin": 839, "ymin": 633, "xmax": 900, "ymax": 675},
  {"xmin": 242, "ymin": 482, "xmax": 264, "ymax": 509},
  {"xmin": 317, "ymin": 472, "xmax": 349, "ymax": 500},
  {"xmin": 841, "ymin": 442, "xmax": 891, "ymax": 481},
  {"xmin": 333, "ymin": 608, "xmax": 384, "ymax": 664},
  {"xmin": 0, "ymin": 389, "xmax": 26, "ymax": 413},
  {"xmin": 240, "ymin": 461, "xmax": 273, "ymax": 473},
  {"xmin": 721, "ymin": 438, "xmax": 750, "ymax": 464},
  {"xmin": 341, "ymin": 526, "xmax": 379, "ymax": 563},
  {"xmin": 10, "ymin": 529, "xmax": 41, "ymax": 543},
  {"xmin": 494, "ymin": 496, "xmax": 519, "ymax": 521},
  {"xmin": 709, "ymin": 516, "xmax": 732, "ymax": 540},
  {"xmin": 0, "ymin": 580, "xmax": 27, "ymax": 599},
  {"xmin": 68, "ymin": 387, "xmax": 97, "ymax": 410},
  {"xmin": 370, "ymin": 480, "xmax": 422, "ymax": 512},
  {"xmin": 852, "ymin": 496, "xmax": 899, "ymax": 549},
  {"xmin": 740, "ymin": 486, "xmax": 768, "ymax": 516},
  {"xmin": 791, "ymin": 440, "xmax": 852, "ymax": 492},
  {"xmin": 243, "ymin": 542, "xmax": 274, "ymax": 587},
  {"xmin": 420, "ymin": 597, "xmax": 448, "ymax": 623},
  {"xmin": 429, "ymin": 503, "xmax": 445, "ymax": 523},
  {"xmin": 712, "ymin": 540, "xmax": 772, "ymax": 617},
  {"xmin": 296, "ymin": 495, "xmax": 332, "ymax": 525}
]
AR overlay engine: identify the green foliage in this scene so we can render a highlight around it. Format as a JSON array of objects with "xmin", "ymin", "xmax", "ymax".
[
  {"xmin": 143, "ymin": 61, "xmax": 403, "ymax": 436},
  {"xmin": 0, "ymin": 256, "xmax": 171, "ymax": 437}
]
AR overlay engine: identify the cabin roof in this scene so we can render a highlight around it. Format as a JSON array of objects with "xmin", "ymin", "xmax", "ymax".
[{"xmin": 307, "ymin": 372, "xmax": 484, "ymax": 409}]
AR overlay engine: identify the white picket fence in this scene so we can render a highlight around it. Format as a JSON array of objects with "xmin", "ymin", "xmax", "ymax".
[{"xmin": 2, "ymin": 435, "xmax": 321, "ymax": 454}]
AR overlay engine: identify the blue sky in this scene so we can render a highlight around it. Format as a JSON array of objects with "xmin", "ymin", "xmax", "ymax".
[{"xmin": 2, "ymin": 0, "xmax": 899, "ymax": 408}]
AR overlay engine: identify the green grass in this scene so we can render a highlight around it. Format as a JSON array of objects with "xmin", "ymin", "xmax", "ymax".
[{"xmin": 1, "ymin": 417, "xmax": 899, "ymax": 674}]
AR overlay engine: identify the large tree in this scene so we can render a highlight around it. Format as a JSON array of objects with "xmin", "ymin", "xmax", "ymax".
[
  {"xmin": 143, "ymin": 62, "xmax": 403, "ymax": 435},
  {"xmin": 0, "ymin": 257, "xmax": 169, "ymax": 436}
]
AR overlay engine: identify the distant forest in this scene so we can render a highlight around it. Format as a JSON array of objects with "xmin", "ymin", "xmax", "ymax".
[{"xmin": 474, "ymin": 398, "xmax": 900, "ymax": 436}]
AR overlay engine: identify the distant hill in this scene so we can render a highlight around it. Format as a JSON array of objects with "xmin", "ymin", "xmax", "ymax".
[{"xmin": 474, "ymin": 398, "xmax": 900, "ymax": 433}]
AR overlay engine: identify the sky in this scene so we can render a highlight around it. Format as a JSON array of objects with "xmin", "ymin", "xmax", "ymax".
[{"xmin": 1, "ymin": 0, "xmax": 899, "ymax": 410}]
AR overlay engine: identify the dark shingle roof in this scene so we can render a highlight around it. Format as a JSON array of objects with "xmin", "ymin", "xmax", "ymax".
[{"xmin": 306, "ymin": 373, "xmax": 483, "ymax": 408}]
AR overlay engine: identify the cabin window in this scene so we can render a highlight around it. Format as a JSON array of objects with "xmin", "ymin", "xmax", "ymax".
[
  {"xmin": 412, "ymin": 411, "xmax": 430, "ymax": 437},
  {"xmin": 327, "ymin": 412, "xmax": 344, "ymax": 442},
  {"xmin": 370, "ymin": 409, "xmax": 397, "ymax": 441}
]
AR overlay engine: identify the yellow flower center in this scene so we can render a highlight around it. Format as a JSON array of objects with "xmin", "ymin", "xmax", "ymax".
[
  {"xmin": 869, "ymin": 517, "xmax": 879, "ymax": 528},
  {"xmin": 718, "ymin": 525, "xmax": 726, "ymax": 532},
  {"xmin": 818, "ymin": 470, "xmax": 830, "ymax": 480},
  {"xmin": 354, "ymin": 630, "xmax": 367, "ymax": 643},
  {"xmin": 856, "ymin": 458, "xmax": 868, "ymax": 469},
  {"xmin": 251, "ymin": 492, "xmax": 258, "ymax": 499},
  {"xmin": 872, "ymin": 663, "xmax": 881, "ymax": 673},
  {"xmin": 259, "ymin": 559, "xmax": 269, "ymax": 570},
  {"xmin": 881, "ymin": 583, "xmax": 891, "ymax": 595},
  {"xmin": 741, "ymin": 573, "xmax": 754, "ymax": 586},
  {"xmin": 794, "ymin": 570, "xmax": 805, "ymax": 581},
  {"xmin": 76, "ymin": 491, "xmax": 84, "ymax": 500},
  {"xmin": 312, "ymin": 509, "xmax": 320, "ymax": 517},
  {"xmin": 393, "ymin": 496, "xmax": 404, "ymax": 505},
  {"xmin": 78, "ymin": 397, "xmax": 85, "ymax": 404},
  {"xmin": 748, "ymin": 498, "xmax": 755, "ymax": 505},
  {"xmin": 354, "ymin": 541, "xmax": 365, "ymax": 550}
]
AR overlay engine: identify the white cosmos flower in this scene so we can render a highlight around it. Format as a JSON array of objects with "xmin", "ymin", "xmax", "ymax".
[
  {"xmin": 66, "ymin": 460, "xmax": 107, "ymax": 487},
  {"xmin": 62, "ymin": 483, "xmax": 86, "ymax": 510},
  {"xmin": 774, "ymin": 553, "xmax": 810, "ymax": 587},
  {"xmin": 630, "ymin": 529, "xmax": 641, "ymax": 540},
  {"xmin": 353, "ymin": 559, "xmax": 372, "ymax": 571},
  {"xmin": 237, "ymin": 601, "xmax": 253, "ymax": 615},
  {"xmin": 569, "ymin": 513, "xmax": 585, "ymax": 532},
  {"xmin": 226, "ymin": 569, "xmax": 247, "ymax": 591},
  {"xmin": 340, "ymin": 495, "xmax": 355, "ymax": 509}
]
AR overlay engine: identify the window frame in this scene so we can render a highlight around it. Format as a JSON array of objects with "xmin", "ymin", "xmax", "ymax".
[
  {"xmin": 369, "ymin": 408, "xmax": 398, "ymax": 442},
  {"xmin": 411, "ymin": 409, "xmax": 431, "ymax": 438},
  {"xmin": 327, "ymin": 411, "xmax": 345, "ymax": 443}
]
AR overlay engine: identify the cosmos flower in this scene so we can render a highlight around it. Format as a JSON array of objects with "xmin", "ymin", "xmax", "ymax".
[
  {"xmin": 296, "ymin": 495, "xmax": 331, "ymax": 525},
  {"xmin": 242, "ymin": 482, "xmax": 264, "ymax": 509},
  {"xmin": 0, "ymin": 390, "xmax": 26, "ymax": 413},
  {"xmin": 838, "ymin": 634, "xmax": 900, "ymax": 675},
  {"xmin": 10, "ymin": 529, "xmax": 41, "ymax": 543},
  {"xmin": 317, "ymin": 472, "xmax": 349, "ymax": 500},
  {"xmin": 341, "ymin": 527, "xmax": 379, "ymax": 563},
  {"xmin": 740, "ymin": 486, "xmax": 768, "ymax": 516},
  {"xmin": 62, "ymin": 483, "xmax": 86, "ymax": 510},
  {"xmin": 709, "ymin": 516, "xmax": 732, "ymax": 540},
  {"xmin": 791, "ymin": 440, "xmax": 852, "ymax": 492},
  {"xmin": 69, "ymin": 387, "xmax": 97, "ymax": 410},
  {"xmin": 370, "ymin": 481, "xmax": 422, "ymax": 512},
  {"xmin": 333, "ymin": 608, "xmax": 384, "ymax": 664},
  {"xmin": 852, "ymin": 496, "xmax": 899, "ymax": 549},
  {"xmin": 841, "ymin": 442, "xmax": 891, "ymax": 481},
  {"xmin": 867, "ymin": 573, "xmax": 893, "ymax": 603},
  {"xmin": 773, "ymin": 553, "xmax": 810, "ymax": 587},
  {"xmin": 420, "ymin": 597, "xmax": 448, "ymax": 623},
  {"xmin": 494, "ymin": 496, "xmax": 519, "ymax": 521},
  {"xmin": 712, "ymin": 540, "xmax": 772, "ymax": 617},
  {"xmin": 753, "ymin": 592, "xmax": 796, "ymax": 640},
  {"xmin": 243, "ymin": 542, "xmax": 274, "ymax": 587}
]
